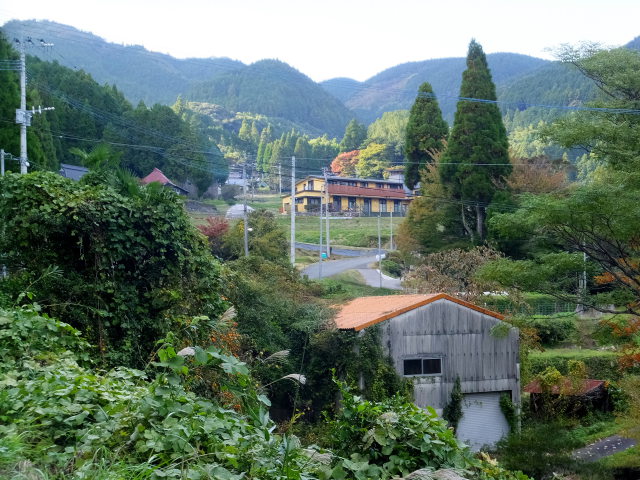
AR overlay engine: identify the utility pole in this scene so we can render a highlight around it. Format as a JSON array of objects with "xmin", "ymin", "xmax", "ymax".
[
  {"xmin": 290, "ymin": 156, "xmax": 296, "ymax": 265},
  {"xmin": 278, "ymin": 163, "xmax": 282, "ymax": 196},
  {"xmin": 378, "ymin": 215, "xmax": 383, "ymax": 288},
  {"xmin": 1, "ymin": 149, "xmax": 4, "ymax": 176},
  {"xmin": 323, "ymin": 167, "xmax": 330, "ymax": 257},
  {"xmin": 389, "ymin": 211, "xmax": 394, "ymax": 250},
  {"xmin": 318, "ymin": 196, "xmax": 323, "ymax": 279},
  {"xmin": 14, "ymin": 37, "xmax": 54, "ymax": 174},
  {"xmin": 243, "ymin": 163, "xmax": 249, "ymax": 257}
]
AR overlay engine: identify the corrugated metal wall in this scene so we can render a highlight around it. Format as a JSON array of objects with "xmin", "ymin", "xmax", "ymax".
[{"xmin": 378, "ymin": 298, "xmax": 520, "ymax": 411}]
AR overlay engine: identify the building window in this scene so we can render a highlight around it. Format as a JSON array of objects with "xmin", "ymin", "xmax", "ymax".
[
  {"xmin": 348, "ymin": 197, "xmax": 356, "ymax": 210},
  {"xmin": 379, "ymin": 199, "xmax": 387, "ymax": 212},
  {"xmin": 394, "ymin": 200, "xmax": 401, "ymax": 213},
  {"xmin": 403, "ymin": 357, "xmax": 442, "ymax": 376}
]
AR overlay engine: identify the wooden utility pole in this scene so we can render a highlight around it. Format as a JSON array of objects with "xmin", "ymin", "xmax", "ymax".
[
  {"xmin": 243, "ymin": 163, "xmax": 249, "ymax": 257},
  {"xmin": 290, "ymin": 156, "xmax": 296, "ymax": 265}
]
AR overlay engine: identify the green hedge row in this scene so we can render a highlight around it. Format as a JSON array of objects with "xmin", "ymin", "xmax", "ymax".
[
  {"xmin": 482, "ymin": 294, "xmax": 575, "ymax": 316},
  {"xmin": 529, "ymin": 349, "xmax": 622, "ymax": 381}
]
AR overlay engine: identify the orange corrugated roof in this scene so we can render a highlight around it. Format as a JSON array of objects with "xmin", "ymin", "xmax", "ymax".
[{"xmin": 334, "ymin": 293, "xmax": 504, "ymax": 331}]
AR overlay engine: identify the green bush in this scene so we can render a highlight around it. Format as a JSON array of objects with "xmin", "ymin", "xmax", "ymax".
[
  {"xmin": 529, "ymin": 349, "xmax": 622, "ymax": 380},
  {"xmin": 0, "ymin": 172, "xmax": 226, "ymax": 368},
  {"xmin": 0, "ymin": 306, "xmax": 331, "ymax": 479},
  {"xmin": 522, "ymin": 314, "xmax": 577, "ymax": 346},
  {"xmin": 381, "ymin": 258, "xmax": 402, "ymax": 278},
  {"xmin": 482, "ymin": 293, "xmax": 576, "ymax": 315},
  {"xmin": 324, "ymin": 381, "xmax": 530, "ymax": 480}
]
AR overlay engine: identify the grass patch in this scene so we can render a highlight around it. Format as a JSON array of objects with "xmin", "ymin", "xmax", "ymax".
[
  {"xmin": 247, "ymin": 193, "xmax": 284, "ymax": 211},
  {"xmin": 316, "ymin": 270, "xmax": 401, "ymax": 301},
  {"xmin": 598, "ymin": 444, "xmax": 640, "ymax": 468},
  {"xmin": 276, "ymin": 215, "xmax": 404, "ymax": 248}
]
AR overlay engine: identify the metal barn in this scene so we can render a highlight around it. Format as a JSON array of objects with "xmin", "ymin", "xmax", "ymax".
[{"xmin": 334, "ymin": 293, "xmax": 520, "ymax": 451}]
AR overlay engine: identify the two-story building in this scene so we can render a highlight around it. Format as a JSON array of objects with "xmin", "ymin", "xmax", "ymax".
[{"xmin": 281, "ymin": 175, "xmax": 413, "ymax": 216}]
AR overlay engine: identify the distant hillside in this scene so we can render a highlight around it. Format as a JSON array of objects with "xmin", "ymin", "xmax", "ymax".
[
  {"xmin": 498, "ymin": 62, "xmax": 598, "ymax": 129},
  {"xmin": 1, "ymin": 20, "xmax": 243, "ymax": 106},
  {"xmin": 322, "ymin": 53, "xmax": 549, "ymax": 124},
  {"xmin": 185, "ymin": 59, "xmax": 354, "ymax": 137},
  {"xmin": 627, "ymin": 36, "xmax": 640, "ymax": 50}
]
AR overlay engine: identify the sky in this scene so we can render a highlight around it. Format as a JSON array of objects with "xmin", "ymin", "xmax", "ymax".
[{"xmin": 1, "ymin": 0, "xmax": 639, "ymax": 82}]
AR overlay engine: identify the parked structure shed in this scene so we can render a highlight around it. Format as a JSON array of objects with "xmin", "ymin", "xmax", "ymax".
[{"xmin": 335, "ymin": 293, "xmax": 520, "ymax": 451}]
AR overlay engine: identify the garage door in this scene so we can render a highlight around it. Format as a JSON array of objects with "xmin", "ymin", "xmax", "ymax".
[{"xmin": 456, "ymin": 392, "xmax": 510, "ymax": 451}]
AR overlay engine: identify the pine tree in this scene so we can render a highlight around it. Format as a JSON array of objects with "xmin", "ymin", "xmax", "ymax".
[
  {"xmin": 404, "ymin": 83, "xmax": 448, "ymax": 189},
  {"xmin": 439, "ymin": 40, "xmax": 511, "ymax": 242},
  {"xmin": 339, "ymin": 119, "xmax": 367, "ymax": 152}
]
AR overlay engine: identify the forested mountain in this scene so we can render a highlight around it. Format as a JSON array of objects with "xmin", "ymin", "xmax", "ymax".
[
  {"xmin": 3, "ymin": 19, "xmax": 637, "ymax": 138},
  {"xmin": 0, "ymin": 33, "xmax": 224, "ymax": 194},
  {"xmin": 321, "ymin": 53, "xmax": 549, "ymax": 124},
  {"xmin": 499, "ymin": 62, "xmax": 598, "ymax": 130},
  {"xmin": 1, "ymin": 20, "xmax": 243, "ymax": 106},
  {"xmin": 185, "ymin": 59, "xmax": 354, "ymax": 137}
]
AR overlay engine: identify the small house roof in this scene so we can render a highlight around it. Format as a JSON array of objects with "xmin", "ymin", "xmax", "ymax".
[
  {"xmin": 524, "ymin": 379, "xmax": 605, "ymax": 395},
  {"xmin": 141, "ymin": 168, "xmax": 173, "ymax": 186},
  {"xmin": 59, "ymin": 163, "xmax": 89, "ymax": 181},
  {"xmin": 334, "ymin": 293, "xmax": 504, "ymax": 331}
]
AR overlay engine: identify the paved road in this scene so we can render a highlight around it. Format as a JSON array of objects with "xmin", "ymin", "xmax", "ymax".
[
  {"xmin": 301, "ymin": 254, "xmax": 380, "ymax": 279},
  {"xmin": 295, "ymin": 242, "xmax": 385, "ymax": 257},
  {"xmin": 573, "ymin": 434, "xmax": 637, "ymax": 462},
  {"xmin": 301, "ymin": 255, "xmax": 403, "ymax": 291},
  {"xmin": 356, "ymin": 268, "xmax": 402, "ymax": 290}
]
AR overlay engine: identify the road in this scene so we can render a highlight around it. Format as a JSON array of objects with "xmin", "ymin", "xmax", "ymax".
[
  {"xmin": 573, "ymin": 434, "xmax": 637, "ymax": 463},
  {"xmin": 295, "ymin": 242, "xmax": 383, "ymax": 257},
  {"xmin": 301, "ymin": 254, "xmax": 380, "ymax": 279},
  {"xmin": 300, "ymin": 255, "xmax": 403, "ymax": 290}
]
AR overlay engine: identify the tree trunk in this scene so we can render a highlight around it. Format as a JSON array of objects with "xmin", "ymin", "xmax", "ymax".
[
  {"xmin": 461, "ymin": 204, "xmax": 474, "ymax": 241},
  {"xmin": 475, "ymin": 204, "xmax": 486, "ymax": 242}
]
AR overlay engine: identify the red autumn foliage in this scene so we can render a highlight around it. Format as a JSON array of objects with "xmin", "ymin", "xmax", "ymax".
[{"xmin": 330, "ymin": 150, "xmax": 360, "ymax": 177}]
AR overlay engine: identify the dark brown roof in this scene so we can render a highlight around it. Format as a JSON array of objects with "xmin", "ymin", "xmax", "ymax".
[
  {"xmin": 524, "ymin": 379, "xmax": 605, "ymax": 395},
  {"xmin": 328, "ymin": 184, "xmax": 409, "ymax": 199},
  {"xmin": 334, "ymin": 293, "xmax": 504, "ymax": 331}
]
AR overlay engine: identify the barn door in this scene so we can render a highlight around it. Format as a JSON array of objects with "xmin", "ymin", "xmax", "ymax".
[{"xmin": 456, "ymin": 392, "xmax": 510, "ymax": 451}]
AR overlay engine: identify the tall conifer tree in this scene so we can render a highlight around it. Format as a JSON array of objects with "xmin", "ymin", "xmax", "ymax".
[
  {"xmin": 404, "ymin": 82, "xmax": 448, "ymax": 189},
  {"xmin": 339, "ymin": 119, "xmax": 367, "ymax": 152},
  {"xmin": 440, "ymin": 40, "xmax": 510, "ymax": 242}
]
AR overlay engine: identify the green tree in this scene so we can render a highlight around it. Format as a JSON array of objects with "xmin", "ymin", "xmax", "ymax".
[
  {"xmin": 481, "ymin": 46, "xmax": 640, "ymax": 316},
  {"xmin": 356, "ymin": 143, "xmax": 392, "ymax": 178},
  {"xmin": 223, "ymin": 209, "xmax": 289, "ymax": 262},
  {"xmin": 339, "ymin": 118, "xmax": 367, "ymax": 152},
  {"xmin": 367, "ymin": 110, "xmax": 410, "ymax": 163},
  {"xmin": 439, "ymin": 40, "xmax": 511, "ymax": 242},
  {"xmin": 404, "ymin": 83, "xmax": 448, "ymax": 189}
]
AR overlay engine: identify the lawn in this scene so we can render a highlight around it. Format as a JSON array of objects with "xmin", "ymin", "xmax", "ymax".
[
  {"xmin": 276, "ymin": 215, "xmax": 404, "ymax": 248},
  {"xmin": 188, "ymin": 194, "xmax": 405, "ymax": 248}
]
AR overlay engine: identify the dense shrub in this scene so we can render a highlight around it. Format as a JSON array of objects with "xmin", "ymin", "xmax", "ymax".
[
  {"xmin": 0, "ymin": 172, "xmax": 226, "ymax": 367},
  {"xmin": 529, "ymin": 349, "xmax": 623, "ymax": 381},
  {"xmin": 0, "ymin": 306, "xmax": 330, "ymax": 479},
  {"xmin": 522, "ymin": 314, "xmax": 577, "ymax": 346},
  {"xmin": 324, "ymin": 381, "xmax": 530, "ymax": 480}
]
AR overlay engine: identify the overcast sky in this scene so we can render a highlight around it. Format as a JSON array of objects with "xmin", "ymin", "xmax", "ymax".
[{"xmin": 1, "ymin": 0, "xmax": 638, "ymax": 82}]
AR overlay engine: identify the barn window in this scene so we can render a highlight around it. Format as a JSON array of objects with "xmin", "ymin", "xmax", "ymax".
[{"xmin": 403, "ymin": 357, "xmax": 442, "ymax": 376}]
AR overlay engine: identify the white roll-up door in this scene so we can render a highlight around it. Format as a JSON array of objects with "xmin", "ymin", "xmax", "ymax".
[{"xmin": 456, "ymin": 392, "xmax": 510, "ymax": 451}]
